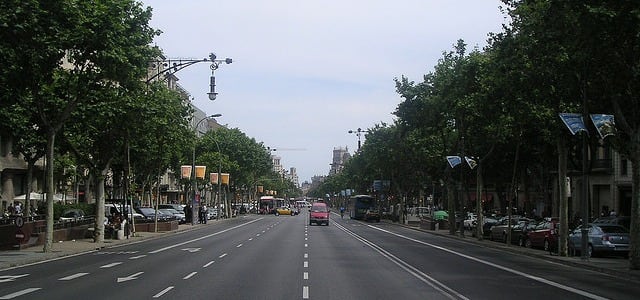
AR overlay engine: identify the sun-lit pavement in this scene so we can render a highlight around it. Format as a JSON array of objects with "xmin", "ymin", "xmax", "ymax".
[
  {"xmin": 2, "ymin": 216, "xmax": 639, "ymax": 284},
  {"xmin": 0, "ymin": 222, "xmax": 204, "ymax": 270}
]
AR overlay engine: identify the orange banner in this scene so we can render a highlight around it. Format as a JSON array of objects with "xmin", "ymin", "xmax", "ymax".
[
  {"xmin": 210, "ymin": 173, "xmax": 219, "ymax": 184},
  {"xmin": 195, "ymin": 166, "xmax": 206, "ymax": 179},
  {"xmin": 221, "ymin": 173, "xmax": 230, "ymax": 185},
  {"xmin": 181, "ymin": 165, "xmax": 192, "ymax": 179},
  {"xmin": 257, "ymin": 185, "xmax": 264, "ymax": 193}
]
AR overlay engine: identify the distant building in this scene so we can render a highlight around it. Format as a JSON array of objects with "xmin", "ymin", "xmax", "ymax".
[{"xmin": 329, "ymin": 147, "xmax": 351, "ymax": 175}]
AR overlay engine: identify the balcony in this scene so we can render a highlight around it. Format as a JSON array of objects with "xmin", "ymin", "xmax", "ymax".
[{"xmin": 590, "ymin": 159, "xmax": 612, "ymax": 174}]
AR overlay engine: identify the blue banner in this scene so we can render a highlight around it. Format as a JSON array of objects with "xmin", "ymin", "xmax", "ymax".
[
  {"xmin": 447, "ymin": 156, "xmax": 462, "ymax": 168},
  {"xmin": 559, "ymin": 113, "xmax": 587, "ymax": 135}
]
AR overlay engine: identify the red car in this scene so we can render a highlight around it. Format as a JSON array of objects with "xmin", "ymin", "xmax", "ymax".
[
  {"xmin": 309, "ymin": 202, "xmax": 330, "ymax": 226},
  {"xmin": 526, "ymin": 218, "xmax": 559, "ymax": 251}
]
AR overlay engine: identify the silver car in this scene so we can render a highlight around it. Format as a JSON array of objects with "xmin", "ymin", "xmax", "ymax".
[{"xmin": 568, "ymin": 224, "xmax": 630, "ymax": 257}]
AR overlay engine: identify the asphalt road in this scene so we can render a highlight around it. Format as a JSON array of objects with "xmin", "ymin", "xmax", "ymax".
[{"xmin": 0, "ymin": 213, "xmax": 638, "ymax": 299}]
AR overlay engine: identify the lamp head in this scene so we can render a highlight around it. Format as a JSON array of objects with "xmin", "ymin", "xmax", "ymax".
[{"xmin": 208, "ymin": 92, "xmax": 218, "ymax": 101}]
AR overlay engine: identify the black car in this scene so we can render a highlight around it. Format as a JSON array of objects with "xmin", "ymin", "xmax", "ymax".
[{"xmin": 135, "ymin": 207, "xmax": 174, "ymax": 222}]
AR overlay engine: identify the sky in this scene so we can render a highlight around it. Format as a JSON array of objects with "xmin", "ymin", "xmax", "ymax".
[{"xmin": 140, "ymin": 0, "xmax": 509, "ymax": 184}]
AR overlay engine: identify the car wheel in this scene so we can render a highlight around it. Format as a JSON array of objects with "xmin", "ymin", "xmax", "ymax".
[{"xmin": 525, "ymin": 239, "xmax": 532, "ymax": 248}]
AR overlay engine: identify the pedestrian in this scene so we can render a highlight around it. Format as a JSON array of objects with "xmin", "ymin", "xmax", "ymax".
[
  {"xmin": 202, "ymin": 205, "xmax": 208, "ymax": 224},
  {"xmin": 7, "ymin": 203, "xmax": 15, "ymax": 216},
  {"xmin": 14, "ymin": 202, "xmax": 22, "ymax": 215}
]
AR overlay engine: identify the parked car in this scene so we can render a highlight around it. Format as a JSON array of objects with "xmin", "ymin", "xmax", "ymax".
[
  {"xmin": 512, "ymin": 220, "xmax": 537, "ymax": 246},
  {"xmin": 158, "ymin": 204, "xmax": 185, "ymax": 214},
  {"xmin": 568, "ymin": 224, "xmax": 630, "ymax": 258},
  {"xmin": 472, "ymin": 217, "xmax": 499, "ymax": 238},
  {"xmin": 59, "ymin": 209, "xmax": 85, "ymax": 222},
  {"xmin": 275, "ymin": 207, "xmax": 293, "ymax": 216},
  {"xmin": 526, "ymin": 218, "xmax": 559, "ymax": 251},
  {"xmin": 309, "ymin": 202, "xmax": 330, "ymax": 226},
  {"xmin": 135, "ymin": 207, "xmax": 173, "ymax": 221},
  {"xmin": 488, "ymin": 216, "xmax": 531, "ymax": 242},
  {"xmin": 592, "ymin": 216, "xmax": 630, "ymax": 230},
  {"xmin": 159, "ymin": 208, "xmax": 186, "ymax": 224},
  {"xmin": 365, "ymin": 208, "xmax": 380, "ymax": 222},
  {"xmin": 463, "ymin": 213, "xmax": 477, "ymax": 230}
]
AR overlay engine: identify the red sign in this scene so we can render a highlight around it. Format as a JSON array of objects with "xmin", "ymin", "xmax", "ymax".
[{"xmin": 15, "ymin": 230, "xmax": 25, "ymax": 242}]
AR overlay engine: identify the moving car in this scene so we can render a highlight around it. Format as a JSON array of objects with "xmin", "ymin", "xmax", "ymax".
[
  {"xmin": 568, "ymin": 224, "xmax": 630, "ymax": 258},
  {"xmin": 275, "ymin": 207, "xmax": 293, "ymax": 216},
  {"xmin": 309, "ymin": 202, "xmax": 329, "ymax": 226}
]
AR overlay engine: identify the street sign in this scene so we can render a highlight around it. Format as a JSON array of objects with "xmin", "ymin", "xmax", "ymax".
[{"xmin": 15, "ymin": 216, "xmax": 24, "ymax": 228}]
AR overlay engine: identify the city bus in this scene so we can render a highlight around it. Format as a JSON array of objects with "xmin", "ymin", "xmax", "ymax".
[
  {"xmin": 348, "ymin": 195, "xmax": 375, "ymax": 220},
  {"xmin": 259, "ymin": 196, "xmax": 286, "ymax": 214}
]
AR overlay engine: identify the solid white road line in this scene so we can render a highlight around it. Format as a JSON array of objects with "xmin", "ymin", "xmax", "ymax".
[{"xmin": 368, "ymin": 225, "xmax": 610, "ymax": 300}]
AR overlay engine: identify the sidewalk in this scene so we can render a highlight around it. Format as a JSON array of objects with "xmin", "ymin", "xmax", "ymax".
[
  {"xmin": 394, "ymin": 220, "xmax": 640, "ymax": 282},
  {"xmin": 0, "ymin": 223, "xmax": 201, "ymax": 271}
]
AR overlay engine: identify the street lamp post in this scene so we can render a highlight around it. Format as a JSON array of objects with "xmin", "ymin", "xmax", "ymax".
[
  {"xmin": 147, "ymin": 52, "xmax": 232, "ymax": 100},
  {"xmin": 348, "ymin": 128, "xmax": 369, "ymax": 151},
  {"xmin": 211, "ymin": 137, "xmax": 222, "ymax": 219},
  {"xmin": 192, "ymin": 114, "xmax": 222, "ymax": 225}
]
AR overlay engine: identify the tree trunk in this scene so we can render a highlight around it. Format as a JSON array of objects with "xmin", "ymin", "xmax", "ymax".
[
  {"xmin": 558, "ymin": 137, "xmax": 569, "ymax": 256},
  {"xmin": 93, "ymin": 166, "xmax": 108, "ymax": 243},
  {"xmin": 630, "ymin": 151, "xmax": 640, "ymax": 269},
  {"xmin": 43, "ymin": 130, "xmax": 56, "ymax": 252},
  {"xmin": 476, "ymin": 162, "xmax": 484, "ymax": 240}
]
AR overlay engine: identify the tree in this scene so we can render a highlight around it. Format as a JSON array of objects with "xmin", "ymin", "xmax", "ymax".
[{"xmin": 2, "ymin": 0, "xmax": 160, "ymax": 251}]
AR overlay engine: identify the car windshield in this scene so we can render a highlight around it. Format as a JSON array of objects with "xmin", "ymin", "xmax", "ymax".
[{"xmin": 311, "ymin": 206, "xmax": 327, "ymax": 212}]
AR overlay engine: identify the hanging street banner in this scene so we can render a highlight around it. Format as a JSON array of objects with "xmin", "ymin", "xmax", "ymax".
[
  {"xmin": 181, "ymin": 165, "xmax": 192, "ymax": 179},
  {"xmin": 465, "ymin": 156, "xmax": 478, "ymax": 169},
  {"xmin": 559, "ymin": 113, "xmax": 588, "ymax": 135},
  {"xmin": 447, "ymin": 156, "xmax": 462, "ymax": 168},
  {"xmin": 210, "ymin": 172, "xmax": 219, "ymax": 184},
  {"xmin": 195, "ymin": 166, "xmax": 206, "ymax": 179},
  {"xmin": 590, "ymin": 114, "xmax": 616, "ymax": 139}
]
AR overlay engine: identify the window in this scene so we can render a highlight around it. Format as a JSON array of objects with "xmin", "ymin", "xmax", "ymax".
[{"xmin": 621, "ymin": 159, "xmax": 628, "ymax": 176}]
